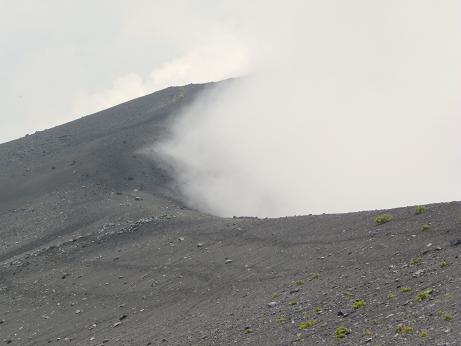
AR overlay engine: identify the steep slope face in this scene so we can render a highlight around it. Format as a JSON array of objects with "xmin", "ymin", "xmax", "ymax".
[
  {"xmin": 1, "ymin": 83, "xmax": 460, "ymax": 346},
  {"xmin": 0, "ymin": 83, "xmax": 211, "ymax": 261}
]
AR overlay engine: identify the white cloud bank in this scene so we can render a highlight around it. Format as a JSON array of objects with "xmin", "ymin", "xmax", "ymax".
[
  {"xmin": 158, "ymin": 0, "xmax": 461, "ymax": 217},
  {"xmin": 72, "ymin": 35, "xmax": 248, "ymax": 115}
]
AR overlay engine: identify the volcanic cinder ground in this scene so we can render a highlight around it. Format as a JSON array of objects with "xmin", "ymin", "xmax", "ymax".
[{"xmin": 0, "ymin": 83, "xmax": 460, "ymax": 346}]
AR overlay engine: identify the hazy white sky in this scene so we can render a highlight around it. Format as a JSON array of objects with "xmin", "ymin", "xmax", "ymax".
[{"xmin": 0, "ymin": 0, "xmax": 249, "ymax": 143}]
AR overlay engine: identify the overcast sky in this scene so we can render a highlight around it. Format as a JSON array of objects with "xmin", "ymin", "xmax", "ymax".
[
  {"xmin": 0, "ymin": 0, "xmax": 250, "ymax": 143},
  {"xmin": 1, "ymin": 1, "xmax": 460, "ymax": 147}
]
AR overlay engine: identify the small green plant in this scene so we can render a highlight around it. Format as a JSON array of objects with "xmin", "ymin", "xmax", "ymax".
[
  {"xmin": 374, "ymin": 214, "xmax": 393, "ymax": 225},
  {"xmin": 415, "ymin": 205, "xmax": 427, "ymax": 215},
  {"xmin": 419, "ymin": 330, "xmax": 428, "ymax": 337},
  {"xmin": 387, "ymin": 292, "xmax": 397, "ymax": 300},
  {"xmin": 416, "ymin": 288, "xmax": 433, "ymax": 302},
  {"xmin": 421, "ymin": 224, "xmax": 431, "ymax": 231},
  {"xmin": 298, "ymin": 320, "xmax": 316, "ymax": 330},
  {"xmin": 310, "ymin": 272, "xmax": 320, "ymax": 280},
  {"xmin": 352, "ymin": 299, "xmax": 366, "ymax": 309},
  {"xmin": 314, "ymin": 307, "xmax": 322, "ymax": 314},
  {"xmin": 410, "ymin": 257, "xmax": 421, "ymax": 266},
  {"xmin": 289, "ymin": 300, "xmax": 299, "ymax": 306},
  {"xmin": 244, "ymin": 327, "xmax": 253, "ymax": 334},
  {"xmin": 276, "ymin": 316, "xmax": 287, "ymax": 325},
  {"xmin": 335, "ymin": 327, "xmax": 350, "ymax": 339},
  {"xmin": 272, "ymin": 293, "xmax": 281, "ymax": 299},
  {"xmin": 293, "ymin": 279, "xmax": 305, "ymax": 286},
  {"xmin": 437, "ymin": 310, "xmax": 453, "ymax": 321},
  {"xmin": 439, "ymin": 260, "xmax": 448, "ymax": 268},
  {"xmin": 444, "ymin": 314, "xmax": 453, "ymax": 321},
  {"xmin": 396, "ymin": 324, "xmax": 413, "ymax": 334},
  {"xmin": 400, "ymin": 287, "xmax": 412, "ymax": 293}
]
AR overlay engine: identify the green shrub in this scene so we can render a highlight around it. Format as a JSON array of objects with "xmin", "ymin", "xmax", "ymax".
[
  {"xmin": 396, "ymin": 324, "xmax": 413, "ymax": 334},
  {"xmin": 437, "ymin": 310, "xmax": 453, "ymax": 321},
  {"xmin": 439, "ymin": 260, "xmax": 448, "ymax": 268},
  {"xmin": 387, "ymin": 292, "xmax": 396, "ymax": 300},
  {"xmin": 335, "ymin": 327, "xmax": 350, "ymax": 339},
  {"xmin": 374, "ymin": 214, "xmax": 393, "ymax": 225},
  {"xmin": 409, "ymin": 257, "xmax": 421, "ymax": 266},
  {"xmin": 293, "ymin": 279, "xmax": 305, "ymax": 286},
  {"xmin": 352, "ymin": 299, "xmax": 366, "ymax": 309},
  {"xmin": 444, "ymin": 314, "xmax": 453, "ymax": 321},
  {"xmin": 400, "ymin": 287, "xmax": 412, "ymax": 293},
  {"xmin": 415, "ymin": 205, "xmax": 427, "ymax": 215},
  {"xmin": 419, "ymin": 330, "xmax": 428, "ymax": 337},
  {"xmin": 421, "ymin": 224, "xmax": 431, "ymax": 231},
  {"xmin": 416, "ymin": 288, "xmax": 433, "ymax": 302},
  {"xmin": 310, "ymin": 272, "xmax": 320, "ymax": 280},
  {"xmin": 298, "ymin": 320, "xmax": 316, "ymax": 330}
]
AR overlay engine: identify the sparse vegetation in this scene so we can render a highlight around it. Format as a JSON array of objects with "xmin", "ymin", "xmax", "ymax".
[
  {"xmin": 352, "ymin": 299, "xmax": 366, "ymax": 309},
  {"xmin": 419, "ymin": 330, "xmax": 428, "ymax": 337},
  {"xmin": 415, "ymin": 205, "xmax": 427, "ymax": 215},
  {"xmin": 409, "ymin": 257, "xmax": 421, "ymax": 266},
  {"xmin": 298, "ymin": 320, "xmax": 316, "ymax": 330},
  {"xmin": 444, "ymin": 314, "xmax": 453, "ymax": 321},
  {"xmin": 439, "ymin": 260, "xmax": 448, "ymax": 268},
  {"xmin": 293, "ymin": 279, "xmax": 305, "ymax": 286},
  {"xmin": 416, "ymin": 288, "xmax": 433, "ymax": 301},
  {"xmin": 437, "ymin": 310, "xmax": 453, "ymax": 321},
  {"xmin": 400, "ymin": 287, "xmax": 412, "ymax": 293},
  {"xmin": 310, "ymin": 272, "xmax": 320, "ymax": 280},
  {"xmin": 421, "ymin": 223, "xmax": 431, "ymax": 231},
  {"xmin": 289, "ymin": 300, "xmax": 299, "ymax": 306},
  {"xmin": 314, "ymin": 307, "xmax": 322, "ymax": 314},
  {"xmin": 276, "ymin": 316, "xmax": 287, "ymax": 325},
  {"xmin": 395, "ymin": 324, "xmax": 413, "ymax": 334},
  {"xmin": 335, "ymin": 327, "xmax": 350, "ymax": 339},
  {"xmin": 374, "ymin": 214, "xmax": 393, "ymax": 225},
  {"xmin": 387, "ymin": 292, "xmax": 396, "ymax": 300}
]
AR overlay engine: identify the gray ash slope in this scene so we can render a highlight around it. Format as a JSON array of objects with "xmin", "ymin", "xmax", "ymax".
[{"xmin": 0, "ymin": 83, "xmax": 460, "ymax": 346}]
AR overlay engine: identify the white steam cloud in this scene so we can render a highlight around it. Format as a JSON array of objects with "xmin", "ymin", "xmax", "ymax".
[{"xmin": 159, "ymin": 0, "xmax": 461, "ymax": 217}]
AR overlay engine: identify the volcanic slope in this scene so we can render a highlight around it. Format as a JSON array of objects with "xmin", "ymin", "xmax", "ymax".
[{"xmin": 0, "ymin": 82, "xmax": 460, "ymax": 345}]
